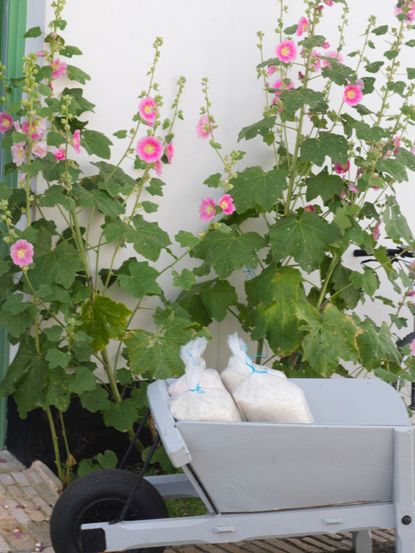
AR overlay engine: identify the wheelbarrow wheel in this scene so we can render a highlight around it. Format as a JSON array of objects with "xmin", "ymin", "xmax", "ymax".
[{"xmin": 50, "ymin": 468, "xmax": 168, "ymax": 553}]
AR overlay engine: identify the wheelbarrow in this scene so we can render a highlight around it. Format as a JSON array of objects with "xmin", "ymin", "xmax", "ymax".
[{"xmin": 50, "ymin": 377, "xmax": 415, "ymax": 553}]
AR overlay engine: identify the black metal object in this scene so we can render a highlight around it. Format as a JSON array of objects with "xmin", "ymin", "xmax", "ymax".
[
  {"xmin": 117, "ymin": 410, "xmax": 151, "ymax": 470},
  {"xmin": 353, "ymin": 247, "xmax": 414, "ymax": 259},
  {"xmin": 402, "ymin": 515, "xmax": 412, "ymax": 525},
  {"xmin": 80, "ymin": 528, "xmax": 107, "ymax": 553}
]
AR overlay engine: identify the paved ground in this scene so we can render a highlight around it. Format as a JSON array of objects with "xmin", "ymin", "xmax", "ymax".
[{"xmin": 0, "ymin": 449, "xmax": 396, "ymax": 553}]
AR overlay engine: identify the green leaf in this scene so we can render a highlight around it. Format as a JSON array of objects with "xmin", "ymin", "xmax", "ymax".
[
  {"xmin": 39, "ymin": 185, "xmax": 76, "ymax": 211},
  {"xmin": 357, "ymin": 319, "xmax": 400, "ymax": 370},
  {"xmin": 24, "ymin": 26, "xmax": 42, "ymax": 38},
  {"xmin": 350, "ymin": 267, "xmax": 380, "ymax": 297},
  {"xmin": 377, "ymin": 159, "xmax": 408, "ymax": 182},
  {"xmin": 247, "ymin": 267, "xmax": 306, "ymax": 355},
  {"xmin": 146, "ymin": 178, "xmax": 165, "ymax": 196},
  {"xmin": 81, "ymin": 387, "xmax": 111, "ymax": 413},
  {"xmin": 102, "ymin": 399, "xmax": 138, "ymax": 432},
  {"xmin": 365, "ymin": 61, "xmax": 384, "ymax": 73},
  {"xmin": 60, "ymin": 45, "xmax": 83, "ymax": 57},
  {"xmin": 125, "ymin": 309, "xmax": 197, "ymax": 378},
  {"xmin": 131, "ymin": 215, "xmax": 170, "ymax": 262},
  {"xmin": 230, "ymin": 166, "xmax": 287, "ymax": 213},
  {"xmin": 113, "ymin": 129, "xmax": 128, "ymax": 138},
  {"xmin": 397, "ymin": 148, "xmax": 415, "ymax": 171},
  {"xmin": 203, "ymin": 173, "xmax": 222, "ymax": 188},
  {"xmin": 46, "ymin": 131, "xmax": 65, "ymax": 147},
  {"xmin": 305, "ymin": 169, "xmax": 344, "ymax": 202},
  {"xmin": 80, "ymin": 295, "xmax": 131, "ymax": 351},
  {"xmin": 67, "ymin": 64, "xmax": 91, "ymax": 84},
  {"xmin": 353, "ymin": 121, "xmax": 387, "ymax": 142},
  {"xmin": 96, "ymin": 450, "xmax": 118, "ymax": 469},
  {"xmin": 269, "ymin": 212, "xmax": 341, "ymax": 271},
  {"xmin": 372, "ymin": 25, "xmax": 388, "ymax": 35},
  {"xmin": 92, "ymin": 161, "xmax": 136, "ymax": 196},
  {"xmin": 407, "ymin": 68, "xmax": 415, "ymax": 79},
  {"xmin": 383, "ymin": 196, "xmax": 414, "ymax": 245},
  {"xmin": 362, "ymin": 77, "xmax": 376, "ymax": 94},
  {"xmin": 82, "ymin": 130, "xmax": 112, "ymax": 159},
  {"xmin": 172, "ymin": 268, "xmax": 196, "ymax": 290},
  {"xmin": 46, "ymin": 348, "xmax": 71, "ymax": 369},
  {"xmin": 72, "ymin": 185, "xmax": 124, "ymax": 218},
  {"xmin": 117, "ymin": 261, "xmax": 162, "ymax": 299},
  {"xmin": 192, "ymin": 228, "xmax": 266, "ymax": 278},
  {"xmin": 299, "ymin": 304, "xmax": 358, "ymax": 374},
  {"xmin": 142, "ymin": 201, "xmax": 158, "ymax": 213},
  {"xmin": 175, "ymin": 230, "xmax": 199, "ymax": 249},
  {"xmin": 321, "ymin": 60, "xmax": 356, "ymax": 85},
  {"xmin": 61, "ymin": 87, "xmax": 95, "ymax": 115},
  {"xmin": 28, "ymin": 241, "xmax": 83, "ymax": 289},
  {"xmin": 43, "ymin": 326, "xmax": 63, "ymax": 342},
  {"xmin": 102, "ymin": 219, "xmax": 130, "ymax": 244},
  {"xmin": 238, "ymin": 116, "xmax": 276, "ymax": 142},
  {"xmin": 0, "ymin": 336, "xmax": 38, "ymax": 397},
  {"xmin": 280, "ymin": 88, "xmax": 327, "ymax": 118},
  {"xmin": 178, "ymin": 280, "xmax": 238, "ymax": 325},
  {"xmin": 300, "ymin": 35, "xmax": 327, "ymax": 49},
  {"xmin": 301, "ymin": 133, "xmax": 349, "ymax": 165},
  {"xmin": 406, "ymin": 39, "xmax": 415, "ymax": 47}
]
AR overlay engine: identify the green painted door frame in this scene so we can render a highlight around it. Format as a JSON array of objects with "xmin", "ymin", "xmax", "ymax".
[{"xmin": 0, "ymin": 0, "xmax": 27, "ymax": 448}]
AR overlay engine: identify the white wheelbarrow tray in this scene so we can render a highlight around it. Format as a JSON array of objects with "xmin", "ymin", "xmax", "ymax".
[{"xmin": 82, "ymin": 377, "xmax": 415, "ymax": 553}]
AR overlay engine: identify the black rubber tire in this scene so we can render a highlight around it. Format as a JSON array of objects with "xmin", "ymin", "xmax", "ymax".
[{"xmin": 50, "ymin": 469, "xmax": 168, "ymax": 553}]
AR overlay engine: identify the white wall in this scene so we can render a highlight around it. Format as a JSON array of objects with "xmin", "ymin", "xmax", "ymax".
[{"xmin": 35, "ymin": 0, "xmax": 415, "ymax": 368}]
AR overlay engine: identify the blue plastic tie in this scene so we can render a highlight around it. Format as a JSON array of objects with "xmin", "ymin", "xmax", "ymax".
[
  {"xmin": 245, "ymin": 355, "xmax": 268, "ymax": 374},
  {"xmin": 189, "ymin": 384, "xmax": 205, "ymax": 394}
]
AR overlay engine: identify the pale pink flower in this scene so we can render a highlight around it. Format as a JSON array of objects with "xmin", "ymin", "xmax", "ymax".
[
  {"xmin": 199, "ymin": 197, "xmax": 217, "ymax": 222},
  {"xmin": 267, "ymin": 65, "xmax": 278, "ymax": 75},
  {"xmin": 347, "ymin": 182, "xmax": 358, "ymax": 193},
  {"xmin": 10, "ymin": 240, "xmax": 34, "ymax": 267},
  {"xmin": 136, "ymin": 136, "xmax": 163, "ymax": 163},
  {"xmin": 334, "ymin": 160, "xmax": 350, "ymax": 174},
  {"xmin": 410, "ymin": 339, "xmax": 415, "ymax": 356},
  {"xmin": 275, "ymin": 40, "xmax": 297, "ymax": 64},
  {"xmin": 72, "ymin": 129, "xmax": 81, "ymax": 154},
  {"xmin": 138, "ymin": 96, "xmax": 157, "ymax": 126},
  {"xmin": 296, "ymin": 16, "xmax": 309, "ymax": 37},
  {"xmin": 304, "ymin": 204, "xmax": 316, "ymax": 213},
  {"xmin": 154, "ymin": 160, "xmax": 163, "ymax": 176},
  {"xmin": 324, "ymin": 0, "xmax": 334, "ymax": 5},
  {"xmin": 11, "ymin": 142, "xmax": 26, "ymax": 167},
  {"xmin": 36, "ymin": 50, "xmax": 47, "ymax": 57},
  {"xmin": 322, "ymin": 50, "xmax": 344, "ymax": 68},
  {"xmin": 395, "ymin": 1, "xmax": 415, "ymax": 21},
  {"xmin": 50, "ymin": 58, "xmax": 67, "ymax": 79},
  {"xmin": 344, "ymin": 84, "xmax": 363, "ymax": 106},
  {"xmin": 393, "ymin": 135, "xmax": 401, "ymax": 154},
  {"xmin": 21, "ymin": 118, "xmax": 47, "ymax": 140},
  {"xmin": 372, "ymin": 222, "xmax": 380, "ymax": 242},
  {"xmin": 31, "ymin": 141, "xmax": 47, "ymax": 159},
  {"xmin": 166, "ymin": 142, "xmax": 174, "ymax": 163},
  {"xmin": 54, "ymin": 148, "xmax": 66, "ymax": 161},
  {"xmin": 218, "ymin": 194, "xmax": 235, "ymax": 215},
  {"xmin": 0, "ymin": 112, "xmax": 13, "ymax": 133},
  {"xmin": 271, "ymin": 79, "xmax": 294, "ymax": 96},
  {"xmin": 196, "ymin": 115, "xmax": 212, "ymax": 139},
  {"xmin": 322, "ymin": 41, "xmax": 330, "ymax": 49}
]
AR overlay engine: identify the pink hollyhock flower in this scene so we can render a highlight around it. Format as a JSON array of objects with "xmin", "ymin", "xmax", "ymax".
[
  {"xmin": 334, "ymin": 160, "xmax": 350, "ymax": 174},
  {"xmin": 36, "ymin": 50, "xmax": 47, "ymax": 58},
  {"xmin": 10, "ymin": 239, "xmax": 34, "ymax": 267},
  {"xmin": 154, "ymin": 160, "xmax": 163, "ymax": 176},
  {"xmin": 275, "ymin": 40, "xmax": 297, "ymax": 64},
  {"xmin": 166, "ymin": 142, "xmax": 174, "ymax": 163},
  {"xmin": 0, "ymin": 112, "xmax": 13, "ymax": 133},
  {"xmin": 199, "ymin": 197, "xmax": 217, "ymax": 222},
  {"xmin": 50, "ymin": 58, "xmax": 67, "ymax": 79},
  {"xmin": 11, "ymin": 142, "xmax": 26, "ymax": 167},
  {"xmin": 136, "ymin": 136, "xmax": 163, "ymax": 163},
  {"xmin": 196, "ymin": 115, "xmax": 212, "ymax": 139},
  {"xmin": 410, "ymin": 339, "xmax": 415, "ymax": 356},
  {"xmin": 271, "ymin": 79, "xmax": 294, "ymax": 96},
  {"xmin": 304, "ymin": 204, "xmax": 316, "ymax": 213},
  {"xmin": 324, "ymin": 0, "xmax": 334, "ymax": 5},
  {"xmin": 393, "ymin": 135, "xmax": 401, "ymax": 154},
  {"xmin": 218, "ymin": 194, "xmax": 235, "ymax": 215},
  {"xmin": 395, "ymin": 1, "xmax": 415, "ymax": 21},
  {"xmin": 31, "ymin": 141, "xmax": 47, "ymax": 159},
  {"xmin": 321, "ymin": 50, "xmax": 344, "ymax": 68},
  {"xmin": 348, "ymin": 182, "xmax": 358, "ymax": 193},
  {"xmin": 138, "ymin": 96, "xmax": 157, "ymax": 126},
  {"xmin": 296, "ymin": 16, "xmax": 309, "ymax": 37},
  {"xmin": 344, "ymin": 84, "xmax": 363, "ymax": 106},
  {"xmin": 372, "ymin": 222, "xmax": 380, "ymax": 242},
  {"xmin": 54, "ymin": 148, "xmax": 66, "ymax": 161},
  {"xmin": 72, "ymin": 129, "xmax": 81, "ymax": 154},
  {"xmin": 21, "ymin": 118, "xmax": 47, "ymax": 140},
  {"xmin": 322, "ymin": 41, "xmax": 330, "ymax": 49},
  {"xmin": 267, "ymin": 65, "xmax": 278, "ymax": 75}
]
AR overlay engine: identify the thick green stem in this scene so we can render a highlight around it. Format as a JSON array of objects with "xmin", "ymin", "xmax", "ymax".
[
  {"xmin": 317, "ymin": 255, "xmax": 339, "ymax": 309},
  {"xmin": 45, "ymin": 407, "xmax": 64, "ymax": 482},
  {"xmin": 255, "ymin": 339, "xmax": 264, "ymax": 364}
]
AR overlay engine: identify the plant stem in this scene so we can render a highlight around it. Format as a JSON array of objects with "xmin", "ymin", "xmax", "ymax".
[
  {"xmin": 255, "ymin": 339, "xmax": 264, "ymax": 364},
  {"xmin": 317, "ymin": 254, "xmax": 339, "ymax": 309},
  {"xmin": 45, "ymin": 407, "xmax": 64, "ymax": 482}
]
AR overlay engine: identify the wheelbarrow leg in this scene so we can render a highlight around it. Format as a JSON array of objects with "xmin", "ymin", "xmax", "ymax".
[
  {"xmin": 394, "ymin": 429, "xmax": 415, "ymax": 553},
  {"xmin": 352, "ymin": 530, "xmax": 372, "ymax": 553}
]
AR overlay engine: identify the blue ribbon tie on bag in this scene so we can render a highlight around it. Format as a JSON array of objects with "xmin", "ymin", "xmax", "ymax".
[{"xmin": 190, "ymin": 384, "xmax": 205, "ymax": 394}]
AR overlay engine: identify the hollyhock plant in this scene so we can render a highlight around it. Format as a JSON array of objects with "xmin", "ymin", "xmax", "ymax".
[
  {"xmin": 199, "ymin": 197, "xmax": 216, "ymax": 221},
  {"xmin": 31, "ymin": 142, "xmax": 48, "ymax": 159},
  {"xmin": 11, "ymin": 142, "xmax": 25, "ymax": 167},
  {"xmin": 10, "ymin": 240, "xmax": 34, "ymax": 268},
  {"xmin": 165, "ymin": 142, "xmax": 174, "ymax": 163},
  {"xmin": 271, "ymin": 79, "xmax": 294, "ymax": 96},
  {"xmin": 72, "ymin": 129, "xmax": 81, "ymax": 154},
  {"xmin": 334, "ymin": 161, "xmax": 350, "ymax": 174},
  {"xmin": 21, "ymin": 118, "xmax": 46, "ymax": 140},
  {"xmin": 50, "ymin": 58, "xmax": 67, "ymax": 79},
  {"xmin": 138, "ymin": 96, "xmax": 158, "ymax": 126},
  {"xmin": 54, "ymin": 148, "xmax": 66, "ymax": 161},
  {"xmin": 343, "ymin": 84, "xmax": 363, "ymax": 106},
  {"xmin": 136, "ymin": 135, "xmax": 163, "ymax": 163},
  {"xmin": 372, "ymin": 223, "xmax": 381, "ymax": 242},
  {"xmin": 0, "ymin": 112, "xmax": 13, "ymax": 133},
  {"xmin": 296, "ymin": 16, "xmax": 309, "ymax": 37},
  {"xmin": 196, "ymin": 115, "xmax": 212, "ymax": 139},
  {"xmin": 218, "ymin": 194, "xmax": 235, "ymax": 215},
  {"xmin": 275, "ymin": 39, "xmax": 297, "ymax": 63}
]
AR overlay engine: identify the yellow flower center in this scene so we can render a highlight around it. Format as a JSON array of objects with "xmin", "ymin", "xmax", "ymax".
[
  {"xmin": 207, "ymin": 205, "xmax": 215, "ymax": 214},
  {"xmin": 17, "ymin": 248, "xmax": 26, "ymax": 259},
  {"xmin": 346, "ymin": 89, "xmax": 356, "ymax": 99},
  {"xmin": 281, "ymin": 46, "xmax": 290, "ymax": 57},
  {"xmin": 2, "ymin": 117, "xmax": 11, "ymax": 128},
  {"xmin": 144, "ymin": 105, "xmax": 154, "ymax": 114},
  {"xmin": 144, "ymin": 144, "xmax": 155, "ymax": 154}
]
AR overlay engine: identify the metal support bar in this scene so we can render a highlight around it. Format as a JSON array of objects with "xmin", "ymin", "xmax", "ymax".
[
  {"xmin": 117, "ymin": 409, "xmax": 150, "ymax": 470},
  {"xmin": 393, "ymin": 429, "xmax": 415, "ymax": 553}
]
